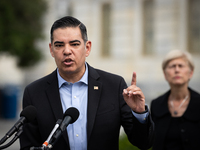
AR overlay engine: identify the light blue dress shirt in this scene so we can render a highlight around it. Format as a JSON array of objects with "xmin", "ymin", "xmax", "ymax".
[
  {"xmin": 57, "ymin": 64, "xmax": 88, "ymax": 150},
  {"xmin": 57, "ymin": 63, "xmax": 149, "ymax": 150}
]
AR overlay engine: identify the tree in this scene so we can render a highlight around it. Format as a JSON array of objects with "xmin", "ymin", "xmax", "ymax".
[{"xmin": 0, "ymin": 0, "xmax": 47, "ymax": 67}]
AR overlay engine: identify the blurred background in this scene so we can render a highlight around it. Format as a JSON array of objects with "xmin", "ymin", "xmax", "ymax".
[{"xmin": 0, "ymin": 0, "xmax": 199, "ymax": 149}]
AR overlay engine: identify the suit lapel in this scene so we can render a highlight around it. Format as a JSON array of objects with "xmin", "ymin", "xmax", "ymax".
[
  {"xmin": 45, "ymin": 70, "xmax": 70, "ymax": 148},
  {"xmin": 45, "ymin": 66, "xmax": 103, "ymax": 147},
  {"xmin": 45, "ymin": 70, "xmax": 63, "ymax": 120},
  {"xmin": 87, "ymin": 65, "xmax": 102, "ymax": 143}
]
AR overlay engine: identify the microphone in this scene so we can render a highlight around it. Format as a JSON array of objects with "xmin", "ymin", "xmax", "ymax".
[
  {"xmin": 47, "ymin": 107, "xmax": 79, "ymax": 149},
  {"xmin": 0, "ymin": 105, "xmax": 37, "ymax": 145},
  {"xmin": 42, "ymin": 119, "xmax": 62, "ymax": 147},
  {"xmin": 60, "ymin": 107, "xmax": 80, "ymax": 131}
]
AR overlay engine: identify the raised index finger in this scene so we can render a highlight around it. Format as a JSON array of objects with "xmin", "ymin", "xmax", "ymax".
[{"xmin": 131, "ymin": 72, "xmax": 137, "ymax": 85}]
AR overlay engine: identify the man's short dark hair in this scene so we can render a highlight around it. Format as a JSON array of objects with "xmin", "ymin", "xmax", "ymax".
[{"xmin": 50, "ymin": 16, "xmax": 88, "ymax": 44}]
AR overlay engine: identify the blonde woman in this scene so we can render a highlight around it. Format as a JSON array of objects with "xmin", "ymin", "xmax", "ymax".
[{"xmin": 150, "ymin": 50, "xmax": 200, "ymax": 150}]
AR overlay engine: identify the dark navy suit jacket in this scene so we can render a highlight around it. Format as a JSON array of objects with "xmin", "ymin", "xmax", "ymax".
[{"xmin": 20, "ymin": 63, "xmax": 154, "ymax": 150}]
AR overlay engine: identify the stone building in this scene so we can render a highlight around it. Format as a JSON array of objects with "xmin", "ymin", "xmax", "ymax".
[{"xmin": 0, "ymin": 0, "xmax": 199, "ymax": 105}]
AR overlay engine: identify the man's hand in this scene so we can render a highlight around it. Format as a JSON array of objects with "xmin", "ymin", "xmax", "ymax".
[{"xmin": 123, "ymin": 72, "xmax": 145, "ymax": 113}]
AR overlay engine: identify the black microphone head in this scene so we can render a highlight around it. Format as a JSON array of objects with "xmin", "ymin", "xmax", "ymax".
[
  {"xmin": 20, "ymin": 106, "xmax": 37, "ymax": 123},
  {"xmin": 63, "ymin": 107, "xmax": 79, "ymax": 124}
]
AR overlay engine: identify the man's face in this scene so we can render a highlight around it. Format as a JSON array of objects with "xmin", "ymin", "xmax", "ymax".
[{"xmin": 49, "ymin": 27, "xmax": 91, "ymax": 82}]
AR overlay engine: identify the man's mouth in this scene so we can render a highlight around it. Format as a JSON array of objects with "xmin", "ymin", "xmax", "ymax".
[
  {"xmin": 63, "ymin": 58, "xmax": 73, "ymax": 65},
  {"xmin": 65, "ymin": 59, "xmax": 72, "ymax": 62}
]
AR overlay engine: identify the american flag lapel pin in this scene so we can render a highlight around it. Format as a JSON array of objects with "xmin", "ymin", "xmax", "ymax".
[{"xmin": 94, "ymin": 86, "xmax": 98, "ymax": 90}]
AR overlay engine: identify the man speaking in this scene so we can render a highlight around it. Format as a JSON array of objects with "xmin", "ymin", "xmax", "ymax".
[{"xmin": 20, "ymin": 16, "xmax": 154, "ymax": 150}]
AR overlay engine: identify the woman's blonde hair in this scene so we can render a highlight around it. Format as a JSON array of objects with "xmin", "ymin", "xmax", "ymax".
[{"xmin": 162, "ymin": 50, "xmax": 194, "ymax": 71}]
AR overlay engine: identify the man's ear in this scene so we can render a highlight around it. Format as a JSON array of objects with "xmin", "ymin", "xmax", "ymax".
[
  {"xmin": 49, "ymin": 43, "xmax": 54, "ymax": 57},
  {"xmin": 85, "ymin": 41, "xmax": 92, "ymax": 57}
]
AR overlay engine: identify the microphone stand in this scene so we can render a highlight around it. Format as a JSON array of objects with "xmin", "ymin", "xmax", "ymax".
[
  {"xmin": 30, "ymin": 146, "xmax": 51, "ymax": 150},
  {"xmin": 0, "ymin": 136, "xmax": 7, "ymax": 145},
  {"xmin": 31, "ymin": 107, "xmax": 79, "ymax": 150},
  {"xmin": 0, "ymin": 120, "xmax": 23, "ymax": 145},
  {"xmin": 0, "ymin": 126, "xmax": 23, "ymax": 150},
  {"xmin": 30, "ymin": 127, "xmax": 63, "ymax": 150}
]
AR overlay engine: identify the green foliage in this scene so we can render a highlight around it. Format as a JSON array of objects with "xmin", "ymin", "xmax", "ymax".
[
  {"xmin": 0, "ymin": 0, "xmax": 47, "ymax": 67},
  {"xmin": 119, "ymin": 134, "xmax": 152, "ymax": 150}
]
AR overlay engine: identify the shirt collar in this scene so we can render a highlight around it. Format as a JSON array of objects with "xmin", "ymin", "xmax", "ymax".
[{"xmin": 57, "ymin": 62, "xmax": 88, "ymax": 88}]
